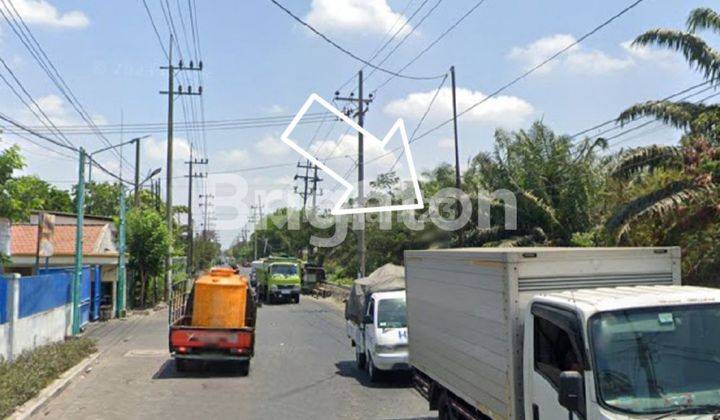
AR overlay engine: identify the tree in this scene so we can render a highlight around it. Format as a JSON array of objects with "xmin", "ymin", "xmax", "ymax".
[
  {"xmin": 464, "ymin": 121, "xmax": 606, "ymax": 246},
  {"xmin": 606, "ymin": 7, "xmax": 720, "ymax": 243},
  {"xmin": 75, "ymin": 182, "xmax": 122, "ymax": 216},
  {"xmin": 193, "ymin": 230, "xmax": 222, "ymax": 271},
  {"xmin": 0, "ymin": 146, "xmax": 28, "ymax": 221},
  {"xmin": 126, "ymin": 209, "xmax": 170, "ymax": 306}
]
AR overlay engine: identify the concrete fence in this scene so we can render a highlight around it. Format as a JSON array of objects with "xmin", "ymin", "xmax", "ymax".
[{"xmin": 1, "ymin": 271, "xmax": 75, "ymax": 362}]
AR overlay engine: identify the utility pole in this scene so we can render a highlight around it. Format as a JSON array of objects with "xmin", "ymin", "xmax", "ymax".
[
  {"xmin": 294, "ymin": 160, "xmax": 322, "ymax": 211},
  {"xmin": 335, "ymin": 70, "xmax": 373, "ymax": 278},
  {"xmin": 159, "ymin": 34, "xmax": 203, "ymax": 301},
  {"xmin": 310, "ymin": 163, "xmax": 323, "ymax": 213},
  {"xmin": 134, "ymin": 138, "xmax": 141, "ymax": 207},
  {"xmin": 117, "ymin": 184, "xmax": 127, "ymax": 317},
  {"xmin": 199, "ymin": 193, "xmax": 214, "ymax": 239},
  {"xmin": 249, "ymin": 197, "xmax": 264, "ymax": 260},
  {"xmin": 185, "ymin": 148, "xmax": 208, "ymax": 275},
  {"xmin": 72, "ymin": 148, "xmax": 86, "ymax": 335},
  {"xmin": 450, "ymin": 65, "xmax": 463, "ymax": 246}
]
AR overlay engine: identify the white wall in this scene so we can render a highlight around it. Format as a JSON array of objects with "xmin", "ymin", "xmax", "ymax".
[
  {"xmin": 0, "ymin": 323, "xmax": 8, "ymax": 360},
  {"xmin": 10, "ymin": 304, "xmax": 72, "ymax": 357}
]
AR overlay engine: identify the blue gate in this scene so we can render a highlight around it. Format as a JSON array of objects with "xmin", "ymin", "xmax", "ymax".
[{"xmin": 38, "ymin": 266, "xmax": 91, "ymax": 327}]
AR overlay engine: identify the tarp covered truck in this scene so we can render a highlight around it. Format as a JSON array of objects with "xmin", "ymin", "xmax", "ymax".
[
  {"xmin": 345, "ymin": 264, "xmax": 410, "ymax": 381},
  {"xmin": 406, "ymin": 247, "xmax": 720, "ymax": 419},
  {"xmin": 169, "ymin": 267, "xmax": 257, "ymax": 374},
  {"xmin": 256, "ymin": 256, "xmax": 302, "ymax": 304}
]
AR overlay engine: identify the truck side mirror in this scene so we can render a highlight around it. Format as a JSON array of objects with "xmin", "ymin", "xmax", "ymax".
[
  {"xmin": 558, "ymin": 371, "xmax": 583, "ymax": 413},
  {"xmin": 363, "ymin": 314, "xmax": 373, "ymax": 324}
]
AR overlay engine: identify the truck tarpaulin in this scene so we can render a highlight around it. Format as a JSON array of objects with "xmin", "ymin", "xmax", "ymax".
[{"xmin": 344, "ymin": 263, "xmax": 405, "ymax": 324}]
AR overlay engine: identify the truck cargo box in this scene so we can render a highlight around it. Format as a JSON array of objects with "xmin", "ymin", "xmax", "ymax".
[{"xmin": 405, "ymin": 247, "xmax": 680, "ymax": 420}]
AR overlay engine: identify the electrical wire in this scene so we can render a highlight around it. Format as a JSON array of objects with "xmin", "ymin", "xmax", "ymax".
[
  {"xmin": 371, "ymin": 0, "xmax": 487, "ymax": 93},
  {"xmin": 411, "ymin": 0, "xmax": 648, "ymax": 142},
  {"xmin": 267, "ymin": 0, "xmax": 447, "ymax": 81}
]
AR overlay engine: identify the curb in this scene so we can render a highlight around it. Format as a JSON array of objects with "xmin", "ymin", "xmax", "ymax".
[{"xmin": 9, "ymin": 352, "xmax": 100, "ymax": 420}]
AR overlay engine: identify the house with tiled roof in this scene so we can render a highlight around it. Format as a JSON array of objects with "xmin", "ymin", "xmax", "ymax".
[{"xmin": 2, "ymin": 211, "xmax": 123, "ymax": 319}]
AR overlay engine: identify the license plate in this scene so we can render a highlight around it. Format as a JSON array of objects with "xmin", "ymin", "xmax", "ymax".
[{"xmin": 281, "ymin": 289, "xmax": 291, "ymax": 295}]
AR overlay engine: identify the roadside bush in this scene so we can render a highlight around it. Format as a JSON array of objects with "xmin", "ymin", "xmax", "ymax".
[{"xmin": 0, "ymin": 337, "xmax": 97, "ymax": 418}]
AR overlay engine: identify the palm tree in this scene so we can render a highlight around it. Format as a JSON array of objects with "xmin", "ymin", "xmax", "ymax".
[{"xmin": 605, "ymin": 7, "xmax": 720, "ymax": 242}]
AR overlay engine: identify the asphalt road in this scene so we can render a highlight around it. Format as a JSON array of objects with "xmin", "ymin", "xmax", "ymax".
[{"xmin": 34, "ymin": 292, "xmax": 434, "ymax": 419}]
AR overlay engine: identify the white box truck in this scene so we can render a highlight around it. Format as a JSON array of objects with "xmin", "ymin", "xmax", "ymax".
[{"xmin": 405, "ymin": 247, "xmax": 720, "ymax": 419}]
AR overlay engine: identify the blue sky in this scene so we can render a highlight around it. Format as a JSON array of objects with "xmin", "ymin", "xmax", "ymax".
[{"xmin": 0, "ymin": 0, "xmax": 716, "ymax": 246}]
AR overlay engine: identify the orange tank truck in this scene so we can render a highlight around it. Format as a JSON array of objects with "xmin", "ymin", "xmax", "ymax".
[{"xmin": 169, "ymin": 267, "xmax": 257, "ymax": 373}]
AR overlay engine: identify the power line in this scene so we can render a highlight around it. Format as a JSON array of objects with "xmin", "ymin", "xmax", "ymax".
[
  {"xmin": 371, "ymin": 0, "xmax": 487, "ymax": 93},
  {"xmin": 141, "ymin": 0, "xmax": 169, "ymax": 59},
  {"xmin": 267, "ymin": 0, "xmax": 447, "ymax": 81},
  {"xmin": 336, "ymin": 0, "xmax": 423, "ymax": 93},
  {"xmin": 570, "ymin": 79, "xmax": 715, "ymax": 139},
  {"xmin": 411, "ymin": 0, "xmax": 648, "ymax": 143},
  {"xmin": 1, "ymin": 0, "xmax": 134, "ymax": 170}
]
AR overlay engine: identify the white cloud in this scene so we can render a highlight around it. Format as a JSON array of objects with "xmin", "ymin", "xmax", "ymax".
[
  {"xmin": 254, "ymin": 135, "xmax": 290, "ymax": 157},
  {"xmin": 12, "ymin": 0, "xmax": 89, "ymax": 28},
  {"xmin": 507, "ymin": 34, "xmax": 578, "ymax": 74},
  {"xmin": 310, "ymin": 133, "xmax": 397, "ymax": 167},
  {"xmin": 620, "ymin": 40, "xmax": 674, "ymax": 62},
  {"xmin": 218, "ymin": 148, "xmax": 249, "ymax": 165},
  {"xmin": 305, "ymin": 0, "xmax": 410, "ymax": 36},
  {"xmin": 20, "ymin": 94, "xmax": 106, "ymax": 127},
  {"xmin": 564, "ymin": 50, "xmax": 633, "ymax": 75},
  {"xmin": 438, "ymin": 137, "xmax": 454, "ymax": 150},
  {"xmin": 144, "ymin": 136, "xmax": 191, "ymax": 161},
  {"xmin": 509, "ymin": 34, "xmax": 634, "ymax": 76},
  {"xmin": 384, "ymin": 87, "xmax": 534, "ymax": 128}
]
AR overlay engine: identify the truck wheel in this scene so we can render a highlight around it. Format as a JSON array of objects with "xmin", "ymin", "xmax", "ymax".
[
  {"xmin": 355, "ymin": 346, "xmax": 366, "ymax": 370},
  {"xmin": 294, "ymin": 294, "xmax": 300, "ymax": 304},
  {"xmin": 367, "ymin": 355, "xmax": 381, "ymax": 383}
]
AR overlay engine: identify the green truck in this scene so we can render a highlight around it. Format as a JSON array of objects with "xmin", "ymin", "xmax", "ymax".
[{"xmin": 256, "ymin": 256, "xmax": 302, "ymax": 304}]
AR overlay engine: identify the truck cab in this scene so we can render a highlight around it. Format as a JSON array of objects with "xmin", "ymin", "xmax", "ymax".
[
  {"xmin": 523, "ymin": 286, "xmax": 720, "ymax": 420},
  {"xmin": 257, "ymin": 257, "xmax": 301, "ymax": 304},
  {"xmin": 348, "ymin": 290, "xmax": 410, "ymax": 382}
]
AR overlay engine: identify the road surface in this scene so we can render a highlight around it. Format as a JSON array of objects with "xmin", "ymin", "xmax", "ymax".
[{"xmin": 35, "ymin": 293, "xmax": 433, "ymax": 419}]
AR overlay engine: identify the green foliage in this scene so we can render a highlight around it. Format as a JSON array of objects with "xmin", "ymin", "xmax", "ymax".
[
  {"xmin": 0, "ymin": 337, "xmax": 96, "ymax": 418},
  {"xmin": 0, "ymin": 146, "xmax": 27, "ymax": 221},
  {"xmin": 127, "ymin": 208, "xmax": 170, "ymax": 306},
  {"xmin": 75, "ymin": 182, "xmax": 122, "ymax": 216},
  {"xmin": 193, "ymin": 231, "xmax": 222, "ymax": 271}
]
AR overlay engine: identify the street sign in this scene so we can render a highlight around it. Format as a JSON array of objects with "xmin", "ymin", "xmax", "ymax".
[
  {"xmin": 38, "ymin": 213, "xmax": 56, "ymax": 258},
  {"xmin": 0, "ymin": 218, "xmax": 10, "ymax": 256}
]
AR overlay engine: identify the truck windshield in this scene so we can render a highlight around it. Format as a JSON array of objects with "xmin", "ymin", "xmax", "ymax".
[
  {"xmin": 271, "ymin": 264, "xmax": 297, "ymax": 276},
  {"xmin": 377, "ymin": 298, "xmax": 407, "ymax": 329},
  {"xmin": 590, "ymin": 304, "xmax": 720, "ymax": 415}
]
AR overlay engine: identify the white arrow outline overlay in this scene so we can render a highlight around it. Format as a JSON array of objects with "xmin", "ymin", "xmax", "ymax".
[{"xmin": 280, "ymin": 93, "xmax": 424, "ymax": 215}]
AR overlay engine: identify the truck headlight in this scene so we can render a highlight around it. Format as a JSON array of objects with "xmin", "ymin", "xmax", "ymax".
[
  {"xmin": 292, "ymin": 285, "xmax": 301, "ymax": 292},
  {"xmin": 270, "ymin": 285, "xmax": 278, "ymax": 292}
]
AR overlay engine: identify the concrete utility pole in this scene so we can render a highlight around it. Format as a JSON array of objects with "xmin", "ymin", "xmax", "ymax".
[
  {"xmin": 294, "ymin": 160, "xmax": 322, "ymax": 210},
  {"xmin": 134, "ymin": 138, "xmax": 141, "ymax": 207},
  {"xmin": 117, "ymin": 184, "xmax": 127, "ymax": 317},
  {"xmin": 249, "ymin": 197, "xmax": 264, "ymax": 260},
  {"xmin": 72, "ymin": 148, "xmax": 86, "ymax": 335},
  {"xmin": 450, "ymin": 65, "xmax": 463, "ymax": 246},
  {"xmin": 185, "ymin": 148, "xmax": 208, "ymax": 275},
  {"xmin": 310, "ymin": 164, "xmax": 322, "ymax": 213},
  {"xmin": 159, "ymin": 35, "xmax": 203, "ymax": 300},
  {"xmin": 199, "ymin": 193, "xmax": 214, "ymax": 239},
  {"xmin": 335, "ymin": 70, "xmax": 373, "ymax": 278}
]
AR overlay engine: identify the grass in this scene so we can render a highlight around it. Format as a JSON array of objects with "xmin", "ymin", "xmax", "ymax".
[{"xmin": 0, "ymin": 337, "xmax": 96, "ymax": 418}]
